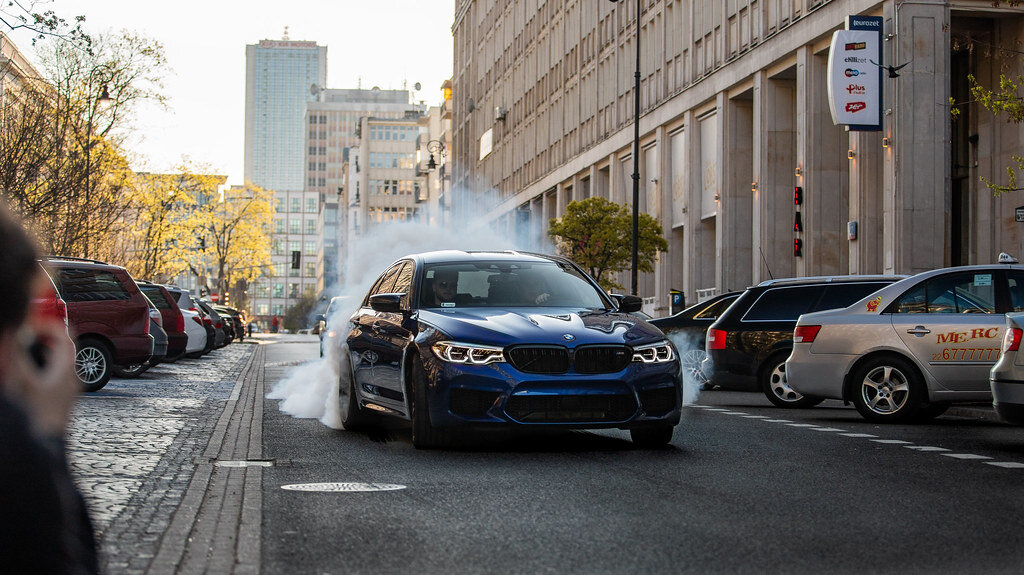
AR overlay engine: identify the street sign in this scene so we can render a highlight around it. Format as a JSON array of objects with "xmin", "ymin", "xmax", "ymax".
[{"xmin": 1016, "ymin": 206, "xmax": 1024, "ymax": 222}]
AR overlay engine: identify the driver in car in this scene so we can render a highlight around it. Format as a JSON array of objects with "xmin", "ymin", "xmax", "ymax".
[{"xmin": 431, "ymin": 270, "xmax": 458, "ymax": 306}]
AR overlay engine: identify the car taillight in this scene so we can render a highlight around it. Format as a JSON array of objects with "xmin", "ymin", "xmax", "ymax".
[
  {"xmin": 1003, "ymin": 328, "xmax": 1023, "ymax": 353},
  {"xmin": 192, "ymin": 315, "xmax": 203, "ymax": 325},
  {"xmin": 203, "ymin": 317, "xmax": 213, "ymax": 327},
  {"xmin": 175, "ymin": 314, "xmax": 185, "ymax": 332},
  {"xmin": 56, "ymin": 297, "xmax": 67, "ymax": 326},
  {"xmin": 794, "ymin": 325, "xmax": 822, "ymax": 344},
  {"xmin": 707, "ymin": 328, "xmax": 727, "ymax": 350},
  {"xmin": 215, "ymin": 321, "xmax": 223, "ymax": 329}
]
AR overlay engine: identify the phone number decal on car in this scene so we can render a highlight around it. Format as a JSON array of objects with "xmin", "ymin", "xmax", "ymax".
[{"xmin": 931, "ymin": 348, "xmax": 1000, "ymax": 362}]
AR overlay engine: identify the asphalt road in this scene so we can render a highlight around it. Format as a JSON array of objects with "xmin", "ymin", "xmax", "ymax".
[{"xmin": 260, "ymin": 339, "xmax": 1024, "ymax": 575}]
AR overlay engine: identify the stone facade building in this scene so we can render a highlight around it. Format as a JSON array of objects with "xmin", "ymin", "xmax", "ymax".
[{"xmin": 452, "ymin": 0, "xmax": 1024, "ymax": 315}]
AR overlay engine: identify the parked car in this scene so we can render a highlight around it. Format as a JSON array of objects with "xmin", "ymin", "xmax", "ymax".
[
  {"xmin": 40, "ymin": 256, "xmax": 153, "ymax": 391},
  {"xmin": 990, "ymin": 312, "xmax": 1024, "ymax": 425},
  {"xmin": 787, "ymin": 257, "xmax": 1024, "ymax": 422},
  {"xmin": 113, "ymin": 297, "xmax": 167, "ymax": 378},
  {"xmin": 196, "ymin": 300, "xmax": 228, "ymax": 348},
  {"xmin": 163, "ymin": 285, "xmax": 210, "ymax": 357},
  {"xmin": 650, "ymin": 291, "xmax": 741, "ymax": 385},
  {"xmin": 137, "ymin": 281, "xmax": 188, "ymax": 361},
  {"xmin": 342, "ymin": 250, "xmax": 682, "ymax": 449},
  {"xmin": 703, "ymin": 275, "xmax": 904, "ymax": 407},
  {"xmin": 213, "ymin": 305, "xmax": 246, "ymax": 342}
]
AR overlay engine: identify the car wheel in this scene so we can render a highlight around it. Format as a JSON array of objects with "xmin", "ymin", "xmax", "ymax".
[
  {"xmin": 76, "ymin": 339, "xmax": 112, "ymax": 392},
  {"xmin": 340, "ymin": 365, "xmax": 376, "ymax": 431},
  {"xmin": 760, "ymin": 352, "xmax": 824, "ymax": 408},
  {"xmin": 680, "ymin": 349, "xmax": 709, "ymax": 386},
  {"xmin": 850, "ymin": 355, "xmax": 924, "ymax": 423},
  {"xmin": 112, "ymin": 363, "xmax": 148, "ymax": 378},
  {"xmin": 409, "ymin": 355, "xmax": 452, "ymax": 449},
  {"xmin": 630, "ymin": 425, "xmax": 674, "ymax": 448}
]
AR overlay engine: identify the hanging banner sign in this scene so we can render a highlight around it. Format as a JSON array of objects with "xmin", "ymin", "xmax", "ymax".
[{"xmin": 827, "ymin": 16, "xmax": 883, "ymax": 131}]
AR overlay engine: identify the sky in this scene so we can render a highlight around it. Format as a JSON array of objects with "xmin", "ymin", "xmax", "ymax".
[{"xmin": 6, "ymin": 0, "xmax": 456, "ymax": 186}]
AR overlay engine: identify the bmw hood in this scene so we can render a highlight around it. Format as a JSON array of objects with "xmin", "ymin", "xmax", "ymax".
[{"xmin": 418, "ymin": 307, "xmax": 665, "ymax": 347}]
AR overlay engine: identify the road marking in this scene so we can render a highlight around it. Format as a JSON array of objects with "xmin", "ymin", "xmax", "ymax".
[
  {"xmin": 871, "ymin": 439, "xmax": 912, "ymax": 444},
  {"xmin": 811, "ymin": 427, "xmax": 845, "ymax": 432},
  {"xmin": 786, "ymin": 423, "xmax": 820, "ymax": 428},
  {"xmin": 985, "ymin": 462, "xmax": 1024, "ymax": 469},
  {"xmin": 741, "ymin": 415, "xmax": 770, "ymax": 419},
  {"xmin": 719, "ymin": 411, "xmax": 747, "ymax": 415},
  {"xmin": 941, "ymin": 453, "xmax": 993, "ymax": 460},
  {"xmin": 904, "ymin": 446, "xmax": 950, "ymax": 452},
  {"xmin": 839, "ymin": 433, "xmax": 877, "ymax": 438},
  {"xmin": 763, "ymin": 419, "xmax": 792, "ymax": 423}
]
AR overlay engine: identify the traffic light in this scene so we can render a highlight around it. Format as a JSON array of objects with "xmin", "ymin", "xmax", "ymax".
[
  {"xmin": 291, "ymin": 250, "xmax": 301, "ymax": 269},
  {"xmin": 794, "ymin": 211, "xmax": 803, "ymax": 232},
  {"xmin": 794, "ymin": 186, "xmax": 803, "ymax": 206},
  {"xmin": 794, "ymin": 238, "xmax": 803, "ymax": 257}
]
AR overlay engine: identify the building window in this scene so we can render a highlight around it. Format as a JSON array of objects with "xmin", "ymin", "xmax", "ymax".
[
  {"xmin": 257, "ymin": 303, "xmax": 269, "ymax": 316},
  {"xmin": 290, "ymin": 197, "xmax": 300, "ymax": 213},
  {"xmin": 305, "ymin": 219, "xmax": 316, "ymax": 234},
  {"xmin": 305, "ymin": 198, "xmax": 317, "ymax": 213},
  {"xmin": 273, "ymin": 262, "xmax": 286, "ymax": 277},
  {"xmin": 289, "ymin": 219, "xmax": 300, "ymax": 234},
  {"xmin": 272, "ymin": 304, "xmax": 284, "ymax": 316},
  {"xmin": 272, "ymin": 239, "xmax": 284, "ymax": 255},
  {"xmin": 274, "ymin": 219, "xmax": 285, "ymax": 234},
  {"xmin": 272, "ymin": 283, "xmax": 284, "ymax": 298},
  {"xmin": 304, "ymin": 240, "xmax": 317, "ymax": 255},
  {"xmin": 289, "ymin": 283, "xmax": 299, "ymax": 298},
  {"xmin": 305, "ymin": 262, "xmax": 316, "ymax": 277}
]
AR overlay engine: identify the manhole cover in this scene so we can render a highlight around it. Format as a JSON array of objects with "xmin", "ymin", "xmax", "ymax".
[
  {"xmin": 280, "ymin": 482, "xmax": 407, "ymax": 492},
  {"xmin": 215, "ymin": 460, "xmax": 275, "ymax": 468}
]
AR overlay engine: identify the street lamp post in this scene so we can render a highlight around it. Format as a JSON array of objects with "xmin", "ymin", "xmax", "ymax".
[
  {"xmin": 610, "ymin": 0, "xmax": 641, "ymax": 296},
  {"xmin": 425, "ymin": 139, "xmax": 447, "ymax": 226}
]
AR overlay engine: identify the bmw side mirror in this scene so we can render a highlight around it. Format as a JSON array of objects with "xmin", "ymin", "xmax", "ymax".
[
  {"xmin": 611, "ymin": 294, "xmax": 644, "ymax": 313},
  {"xmin": 369, "ymin": 293, "xmax": 404, "ymax": 313}
]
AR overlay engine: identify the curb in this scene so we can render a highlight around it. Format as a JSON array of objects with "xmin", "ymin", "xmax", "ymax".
[{"xmin": 149, "ymin": 344, "xmax": 266, "ymax": 574}]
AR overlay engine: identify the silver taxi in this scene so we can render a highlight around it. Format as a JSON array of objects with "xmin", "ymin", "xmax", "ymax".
[{"xmin": 787, "ymin": 256, "xmax": 1024, "ymax": 422}]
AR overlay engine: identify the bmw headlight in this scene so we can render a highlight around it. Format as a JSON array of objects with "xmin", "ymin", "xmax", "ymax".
[
  {"xmin": 431, "ymin": 341, "xmax": 506, "ymax": 365},
  {"xmin": 632, "ymin": 340, "xmax": 675, "ymax": 363}
]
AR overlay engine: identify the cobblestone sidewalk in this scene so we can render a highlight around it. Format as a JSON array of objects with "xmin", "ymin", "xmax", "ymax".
[{"xmin": 67, "ymin": 342, "xmax": 259, "ymax": 574}]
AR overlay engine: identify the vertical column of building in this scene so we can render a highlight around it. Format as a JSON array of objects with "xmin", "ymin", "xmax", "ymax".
[
  {"xmin": 796, "ymin": 45, "xmax": 850, "ymax": 277},
  {"xmin": 885, "ymin": 1, "xmax": 950, "ymax": 274},
  {"xmin": 752, "ymin": 69, "xmax": 797, "ymax": 282},
  {"xmin": 682, "ymin": 109, "xmax": 716, "ymax": 300},
  {"xmin": 720, "ymin": 90, "xmax": 754, "ymax": 293}
]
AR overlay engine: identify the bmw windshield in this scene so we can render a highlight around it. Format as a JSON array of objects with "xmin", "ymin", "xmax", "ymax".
[{"xmin": 419, "ymin": 260, "xmax": 611, "ymax": 310}]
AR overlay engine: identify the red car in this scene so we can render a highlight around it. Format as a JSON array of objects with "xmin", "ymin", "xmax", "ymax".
[
  {"xmin": 41, "ymin": 257, "xmax": 153, "ymax": 392},
  {"xmin": 137, "ymin": 281, "xmax": 188, "ymax": 362}
]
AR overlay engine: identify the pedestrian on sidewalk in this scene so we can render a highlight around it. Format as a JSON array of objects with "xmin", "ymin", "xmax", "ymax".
[
  {"xmin": 271, "ymin": 314, "xmax": 280, "ymax": 333},
  {"xmin": 0, "ymin": 202, "xmax": 99, "ymax": 574}
]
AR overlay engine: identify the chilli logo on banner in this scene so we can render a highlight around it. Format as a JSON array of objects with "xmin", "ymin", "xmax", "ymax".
[{"xmin": 845, "ymin": 42, "xmax": 867, "ymax": 51}]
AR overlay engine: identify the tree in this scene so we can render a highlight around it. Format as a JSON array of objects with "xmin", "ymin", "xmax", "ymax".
[
  {"xmin": 546, "ymin": 197, "xmax": 668, "ymax": 291},
  {"xmin": 0, "ymin": 2, "xmax": 89, "ymax": 47},
  {"xmin": 283, "ymin": 292, "xmax": 317, "ymax": 332},
  {"xmin": 186, "ymin": 182, "xmax": 275, "ymax": 304},
  {"xmin": 0, "ymin": 31, "xmax": 167, "ymax": 257},
  {"xmin": 951, "ymin": 1, "xmax": 1024, "ymax": 195}
]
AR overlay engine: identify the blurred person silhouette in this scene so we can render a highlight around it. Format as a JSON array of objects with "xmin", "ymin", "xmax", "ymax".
[
  {"xmin": 0, "ymin": 202, "xmax": 98, "ymax": 574},
  {"xmin": 431, "ymin": 270, "xmax": 458, "ymax": 306}
]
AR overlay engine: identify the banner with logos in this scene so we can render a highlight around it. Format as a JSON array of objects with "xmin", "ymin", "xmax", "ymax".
[{"xmin": 827, "ymin": 16, "xmax": 883, "ymax": 131}]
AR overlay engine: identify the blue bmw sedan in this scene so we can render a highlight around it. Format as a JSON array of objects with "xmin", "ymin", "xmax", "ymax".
[{"xmin": 343, "ymin": 250, "xmax": 682, "ymax": 448}]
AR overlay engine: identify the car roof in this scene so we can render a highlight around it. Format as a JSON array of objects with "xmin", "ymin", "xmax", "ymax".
[
  {"xmin": 39, "ymin": 256, "xmax": 126, "ymax": 271},
  {"xmin": 754, "ymin": 274, "xmax": 906, "ymax": 288},
  {"xmin": 409, "ymin": 250, "xmax": 563, "ymax": 266}
]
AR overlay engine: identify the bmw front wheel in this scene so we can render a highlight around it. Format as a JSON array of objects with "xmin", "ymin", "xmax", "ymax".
[{"xmin": 408, "ymin": 355, "xmax": 452, "ymax": 449}]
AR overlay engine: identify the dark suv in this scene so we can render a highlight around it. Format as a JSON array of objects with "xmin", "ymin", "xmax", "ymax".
[
  {"xmin": 41, "ymin": 257, "xmax": 154, "ymax": 391},
  {"xmin": 703, "ymin": 275, "xmax": 904, "ymax": 408}
]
